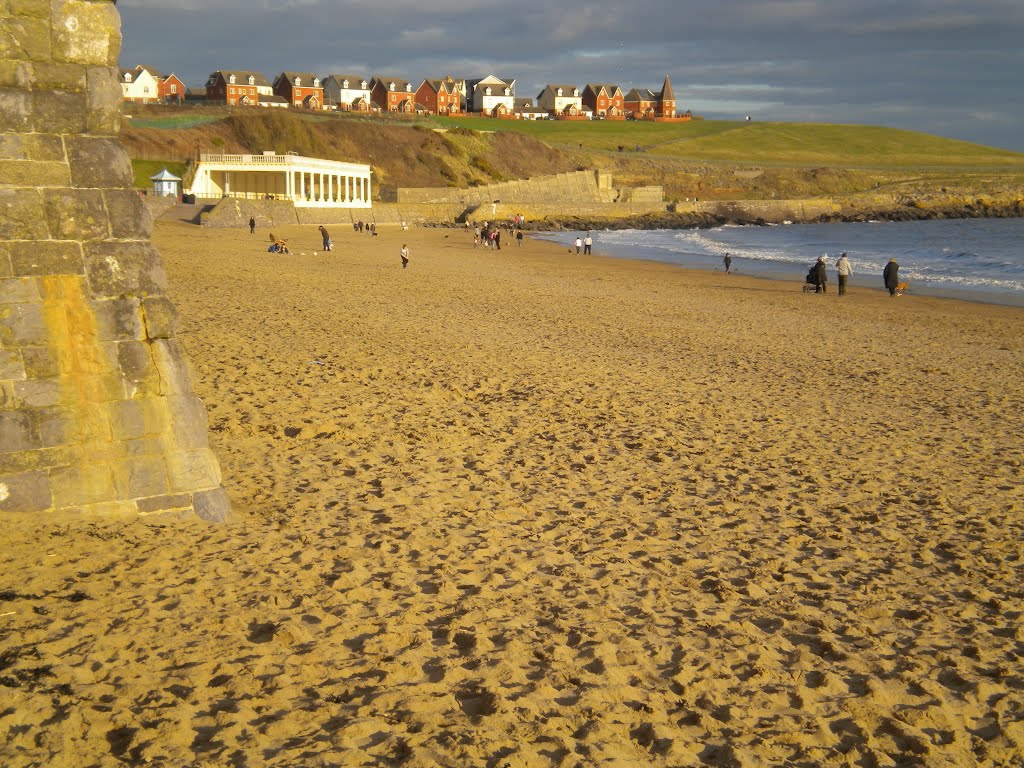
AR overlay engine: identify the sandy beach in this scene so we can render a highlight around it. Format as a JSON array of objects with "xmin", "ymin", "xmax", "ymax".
[{"xmin": 2, "ymin": 220, "xmax": 1023, "ymax": 766}]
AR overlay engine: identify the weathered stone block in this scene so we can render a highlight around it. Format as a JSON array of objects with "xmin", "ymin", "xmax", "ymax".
[
  {"xmin": 0, "ymin": 410, "xmax": 40, "ymax": 452},
  {"xmin": 51, "ymin": 0, "xmax": 120, "ymax": 67},
  {"xmin": 65, "ymin": 135, "xmax": 131, "ymax": 188},
  {"xmin": 26, "ymin": 134, "xmax": 67, "ymax": 162},
  {"xmin": 0, "ymin": 89, "xmax": 30, "ymax": 132},
  {"xmin": 92, "ymin": 296, "xmax": 143, "ymax": 341},
  {"xmin": 0, "ymin": 244, "xmax": 10, "ymax": 279},
  {"xmin": 140, "ymin": 296, "xmax": 178, "ymax": 339},
  {"xmin": 0, "ymin": 188, "xmax": 48, "ymax": 240},
  {"xmin": 21, "ymin": 345, "xmax": 61, "ymax": 378},
  {"xmin": 86, "ymin": 65, "xmax": 120, "ymax": 135},
  {"xmin": 12, "ymin": 377, "xmax": 63, "ymax": 407},
  {"xmin": 0, "ymin": 276, "xmax": 42, "ymax": 304},
  {"xmin": 0, "ymin": 60, "xmax": 32, "ymax": 89},
  {"xmin": 36, "ymin": 405, "xmax": 84, "ymax": 446},
  {"xmin": 31, "ymin": 61, "xmax": 86, "ymax": 92},
  {"xmin": 84, "ymin": 242, "xmax": 168, "ymax": 297},
  {"xmin": 149, "ymin": 338, "xmax": 194, "ymax": 395},
  {"xmin": 107, "ymin": 397, "xmax": 166, "ymax": 441},
  {"xmin": 193, "ymin": 486, "xmax": 231, "ymax": 522},
  {"xmin": 104, "ymin": 189, "xmax": 152, "ymax": 239},
  {"xmin": 114, "ymin": 340, "xmax": 158, "ymax": 395},
  {"xmin": 137, "ymin": 492, "xmax": 192, "ymax": 516},
  {"xmin": 0, "ymin": 159, "xmax": 71, "ymax": 187},
  {"xmin": 33, "ymin": 88, "xmax": 89, "ymax": 134},
  {"xmin": 10, "ymin": 241, "xmax": 85, "ymax": 276},
  {"xmin": 111, "ymin": 455, "xmax": 167, "ymax": 499},
  {"xmin": 0, "ymin": 348, "xmax": 25, "ymax": 380},
  {"xmin": 0, "ymin": 134, "xmax": 29, "ymax": 161},
  {"xmin": 166, "ymin": 449, "xmax": 221, "ymax": 493},
  {"xmin": 10, "ymin": 1, "xmax": 51, "ymax": 19},
  {"xmin": 1, "ymin": 16, "xmax": 50, "ymax": 62},
  {"xmin": 0, "ymin": 302, "xmax": 49, "ymax": 346},
  {"xmin": 0, "ymin": 381, "xmax": 14, "ymax": 409},
  {"xmin": 44, "ymin": 189, "xmax": 109, "ymax": 241},
  {"xmin": 0, "ymin": 444, "xmax": 80, "ymax": 474},
  {"xmin": 0, "ymin": 471, "xmax": 53, "ymax": 513},
  {"xmin": 0, "ymin": 189, "xmax": 47, "ymax": 240},
  {"xmin": 165, "ymin": 394, "xmax": 211, "ymax": 451},
  {"xmin": 49, "ymin": 461, "xmax": 116, "ymax": 507}
]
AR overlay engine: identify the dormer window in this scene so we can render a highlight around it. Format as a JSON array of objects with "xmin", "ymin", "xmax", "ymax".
[
  {"xmin": 229, "ymin": 75, "xmax": 236, "ymax": 84},
  {"xmin": 313, "ymin": 78, "xmax": 320, "ymax": 87},
  {"xmin": 342, "ymin": 80, "xmax": 349, "ymax": 88},
  {"xmin": 361, "ymin": 81, "xmax": 367, "ymax": 89},
  {"xmin": 557, "ymin": 88, "xmax": 563, "ymax": 96},
  {"xmin": 248, "ymin": 75, "xmax": 255, "ymax": 85},
  {"xmin": 504, "ymin": 88, "xmax": 510, "ymax": 96},
  {"xmin": 124, "ymin": 73, "xmax": 132, "ymax": 82},
  {"xmin": 485, "ymin": 87, "xmax": 492, "ymax": 95},
  {"xmin": 389, "ymin": 82, "xmax": 395, "ymax": 91},
  {"xmin": 294, "ymin": 76, "xmax": 302, "ymax": 86}
]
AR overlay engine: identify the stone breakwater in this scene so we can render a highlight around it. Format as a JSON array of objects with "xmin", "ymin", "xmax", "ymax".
[{"xmin": 0, "ymin": 0, "xmax": 229, "ymax": 521}]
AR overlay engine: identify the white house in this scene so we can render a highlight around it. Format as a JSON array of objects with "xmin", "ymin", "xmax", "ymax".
[
  {"xmin": 323, "ymin": 74, "xmax": 373, "ymax": 111},
  {"xmin": 150, "ymin": 168, "xmax": 181, "ymax": 197},
  {"xmin": 120, "ymin": 66, "xmax": 159, "ymax": 103},
  {"xmin": 537, "ymin": 84, "xmax": 583, "ymax": 116},
  {"xmin": 468, "ymin": 75, "xmax": 515, "ymax": 116}
]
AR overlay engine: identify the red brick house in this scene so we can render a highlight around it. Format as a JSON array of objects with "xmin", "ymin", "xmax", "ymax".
[
  {"xmin": 370, "ymin": 76, "xmax": 416, "ymax": 113},
  {"xmin": 415, "ymin": 76, "xmax": 463, "ymax": 115},
  {"xmin": 582, "ymin": 83, "xmax": 625, "ymax": 118},
  {"xmin": 159, "ymin": 72, "xmax": 186, "ymax": 103},
  {"xmin": 624, "ymin": 87, "xmax": 657, "ymax": 119},
  {"xmin": 205, "ymin": 70, "xmax": 270, "ymax": 107},
  {"xmin": 626, "ymin": 75, "xmax": 683, "ymax": 120},
  {"xmin": 273, "ymin": 72, "xmax": 324, "ymax": 109}
]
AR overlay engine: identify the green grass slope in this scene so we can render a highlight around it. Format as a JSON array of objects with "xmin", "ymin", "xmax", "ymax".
[{"xmin": 427, "ymin": 116, "xmax": 1024, "ymax": 170}]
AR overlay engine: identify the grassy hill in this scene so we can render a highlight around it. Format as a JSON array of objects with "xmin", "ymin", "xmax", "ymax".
[{"xmin": 122, "ymin": 106, "xmax": 1024, "ymax": 202}]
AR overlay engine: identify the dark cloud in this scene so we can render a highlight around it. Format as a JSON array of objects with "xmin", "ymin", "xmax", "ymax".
[{"xmin": 118, "ymin": 0, "xmax": 1024, "ymax": 150}]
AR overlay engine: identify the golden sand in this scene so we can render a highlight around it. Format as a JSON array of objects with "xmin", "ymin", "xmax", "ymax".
[{"xmin": 2, "ymin": 221, "xmax": 1023, "ymax": 766}]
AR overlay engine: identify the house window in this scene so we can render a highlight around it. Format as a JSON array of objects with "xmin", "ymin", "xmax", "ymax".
[
  {"xmin": 230, "ymin": 87, "xmax": 235, "ymax": 94},
  {"xmin": 229, "ymin": 75, "xmax": 236, "ymax": 84},
  {"xmin": 170, "ymin": 84, "xmax": 177, "ymax": 93},
  {"xmin": 248, "ymin": 76, "xmax": 255, "ymax": 85}
]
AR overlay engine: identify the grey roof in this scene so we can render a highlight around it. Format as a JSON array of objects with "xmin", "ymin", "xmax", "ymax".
[{"xmin": 208, "ymin": 70, "xmax": 272, "ymax": 88}]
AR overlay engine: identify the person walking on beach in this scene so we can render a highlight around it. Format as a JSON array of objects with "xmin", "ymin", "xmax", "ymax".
[
  {"xmin": 723, "ymin": 253, "xmax": 732, "ymax": 274},
  {"xmin": 583, "ymin": 233, "xmax": 593, "ymax": 255},
  {"xmin": 400, "ymin": 244, "xmax": 410, "ymax": 269},
  {"xmin": 814, "ymin": 255, "xmax": 828, "ymax": 294},
  {"xmin": 249, "ymin": 216, "xmax": 256, "ymax": 235},
  {"xmin": 574, "ymin": 236, "xmax": 583, "ymax": 255},
  {"xmin": 516, "ymin": 229, "xmax": 524, "ymax": 247},
  {"xmin": 883, "ymin": 257, "xmax": 900, "ymax": 296},
  {"xmin": 318, "ymin": 225, "xmax": 332, "ymax": 252},
  {"xmin": 836, "ymin": 252, "xmax": 852, "ymax": 295}
]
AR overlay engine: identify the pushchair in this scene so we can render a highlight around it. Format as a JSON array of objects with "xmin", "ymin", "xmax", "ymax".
[{"xmin": 803, "ymin": 266, "xmax": 819, "ymax": 292}]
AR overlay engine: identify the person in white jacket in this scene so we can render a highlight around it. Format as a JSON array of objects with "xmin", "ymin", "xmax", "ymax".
[{"xmin": 836, "ymin": 252, "xmax": 852, "ymax": 296}]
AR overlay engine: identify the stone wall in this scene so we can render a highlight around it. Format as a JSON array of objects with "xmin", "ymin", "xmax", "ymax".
[
  {"xmin": 199, "ymin": 198, "xmax": 300, "ymax": 229},
  {"xmin": 0, "ymin": 0, "xmax": 229, "ymax": 521}
]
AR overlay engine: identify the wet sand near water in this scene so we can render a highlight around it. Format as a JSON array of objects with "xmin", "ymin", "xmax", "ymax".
[{"xmin": 2, "ymin": 221, "xmax": 1023, "ymax": 766}]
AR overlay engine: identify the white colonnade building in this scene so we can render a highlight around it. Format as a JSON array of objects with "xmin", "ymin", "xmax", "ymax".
[{"xmin": 187, "ymin": 152, "xmax": 372, "ymax": 208}]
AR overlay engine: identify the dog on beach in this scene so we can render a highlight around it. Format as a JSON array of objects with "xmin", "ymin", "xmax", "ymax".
[{"xmin": 896, "ymin": 282, "xmax": 909, "ymax": 296}]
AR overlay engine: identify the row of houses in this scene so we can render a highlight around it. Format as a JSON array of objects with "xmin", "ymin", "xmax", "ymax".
[{"xmin": 120, "ymin": 65, "xmax": 687, "ymax": 121}]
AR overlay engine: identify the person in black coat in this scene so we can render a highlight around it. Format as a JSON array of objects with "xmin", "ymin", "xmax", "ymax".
[
  {"xmin": 814, "ymin": 256, "xmax": 828, "ymax": 294},
  {"xmin": 883, "ymin": 258, "xmax": 899, "ymax": 296}
]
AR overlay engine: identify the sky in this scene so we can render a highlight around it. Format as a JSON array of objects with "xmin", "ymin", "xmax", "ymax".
[{"xmin": 118, "ymin": 0, "xmax": 1024, "ymax": 152}]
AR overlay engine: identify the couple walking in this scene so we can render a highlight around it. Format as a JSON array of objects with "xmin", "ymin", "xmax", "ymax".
[{"xmin": 812, "ymin": 252, "xmax": 853, "ymax": 295}]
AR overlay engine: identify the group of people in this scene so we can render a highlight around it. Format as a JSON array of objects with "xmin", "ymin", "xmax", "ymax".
[
  {"xmin": 354, "ymin": 221, "xmax": 376, "ymax": 235},
  {"xmin": 804, "ymin": 252, "xmax": 901, "ymax": 296},
  {"xmin": 473, "ymin": 221, "xmax": 525, "ymax": 249},
  {"xmin": 573, "ymin": 233, "xmax": 594, "ymax": 255}
]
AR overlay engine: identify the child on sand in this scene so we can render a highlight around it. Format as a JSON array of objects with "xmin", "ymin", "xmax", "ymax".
[{"xmin": 400, "ymin": 244, "xmax": 410, "ymax": 269}]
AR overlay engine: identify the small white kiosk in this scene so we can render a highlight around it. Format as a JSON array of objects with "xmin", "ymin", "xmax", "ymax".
[{"xmin": 150, "ymin": 168, "xmax": 182, "ymax": 198}]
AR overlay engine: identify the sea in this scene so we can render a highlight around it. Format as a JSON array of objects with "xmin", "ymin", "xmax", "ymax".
[{"xmin": 536, "ymin": 218, "xmax": 1024, "ymax": 307}]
